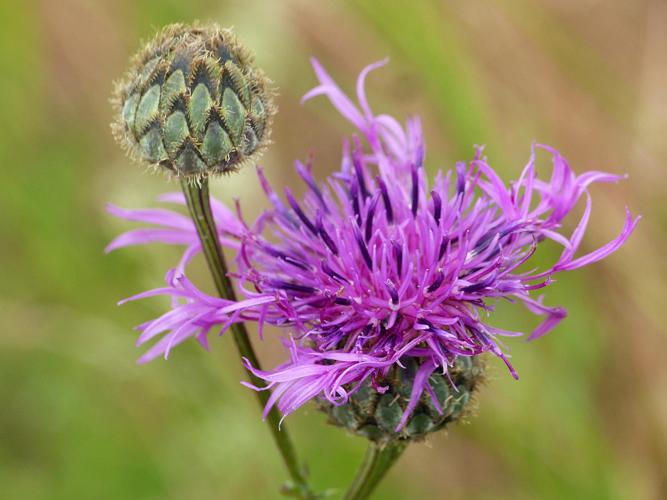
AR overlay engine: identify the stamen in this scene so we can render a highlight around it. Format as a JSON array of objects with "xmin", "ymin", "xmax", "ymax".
[
  {"xmin": 295, "ymin": 159, "xmax": 327, "ymax": 210},
  {"xmin": 438, "ymin": 236, "xmax": 449, "ymax": 261},
  {"xmin": 269, "ymin": 280, "xmax": 318, "ymax": 294},
  {"xmin": 321, "ymin": 261, "xmax": 348, "ymax": 284},
  {"xmin": 411, "ymin": 163, "xmax": 419, "ymax": 216},
  {"xmin": 353, "ymin": 223, "xmax": 373, "ymax": 270},
  {"xmin": 281, "ymin": 255, "xmax": 311, "ymax": 271},
  {"xmin": 316, "ymin": 211, "xmax": 339, "ymax": 255},
  {"xmin": 416, "ymin": 318, "xmax": 434, "ymax": 329},
  {"xmin": 427, "ymin": 270, "xmax": 445, "ymax": 293},
  {"xmin": 462, "ymin": 275, "xmax": 495, "ymax": 293},
  {"xmin": 456, "ymin": 161, "xmax": 466, "ymax": 194},
  {"xmin": 285, "ymin": 188, "xmax": 317, "ymax": 235},
  {"xmin": 431, "ymin": 190, "xmax": 442, "ymax": 224},
  {"xmin": 415, "ymin": 142, "xmax": 424, "ymax": 168},
  {"xmin": 392, "ymin": 240, "xmax": 403, "ymax": 276},
  {"xmin": 376, "ymin": 176, "xmax": 393, "ymax": 223},
  {"xmin": 350, "ymin": 183, "xmax": 361, "ymax": 226},
  {"xmin": 261, "ymin": 243, "xmax": 311, "ymax": 270},
  {"xmin": 385, "ymin": 279, "xmax": 399, "ymax": 305},
  {"xmin": 365, "ymin": 194, "xmax": 379, "ymax": 242},
  {"xmin": 352, "ymin": 136, "xmax": 370, "ymax": 199}
]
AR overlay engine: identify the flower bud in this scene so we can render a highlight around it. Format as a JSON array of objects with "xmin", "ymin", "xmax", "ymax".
[
  {"xmin": 319, "ymin": 356, "xmax": 485, "ymax": 444},
  {"xmin": 111, "ymin": 23, "xmax": 274, "ymax": 179}
]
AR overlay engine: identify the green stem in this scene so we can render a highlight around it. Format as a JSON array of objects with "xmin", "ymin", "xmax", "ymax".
[
  {"xmin": 343, "ymin": 441, "xmax": 407, "ymax": 500},
  {"xmin": 180, "ymin": 178, "xmax": 313, "ymax": 499}
]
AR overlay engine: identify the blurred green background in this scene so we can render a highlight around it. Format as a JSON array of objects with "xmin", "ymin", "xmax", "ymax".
[{"xmin": 1, "ymin": 0, "xmax": 665, "ymax": 499}]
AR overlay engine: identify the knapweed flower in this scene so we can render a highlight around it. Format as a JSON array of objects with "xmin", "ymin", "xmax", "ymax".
[{"xmin": 109, "ymin": 59, "xmax": 638, "ymax": 441}]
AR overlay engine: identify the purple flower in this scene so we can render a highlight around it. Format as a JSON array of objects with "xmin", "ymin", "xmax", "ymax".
[
  {"xmin": 106, "ymin": 192, "xmax": 244, "ymax": 274},
  {"xmin": 108, "ymin": 59, "xmax": 638, "ymax": 430}
]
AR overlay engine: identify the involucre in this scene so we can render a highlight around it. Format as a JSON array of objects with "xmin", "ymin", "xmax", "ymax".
[
  {"xmin": 318, "ymin": 356, "xmax": 485, "ymax": 444},
  {"xmin": 112, "ymin": 23, "xmax": 274, "ymax": 180}
]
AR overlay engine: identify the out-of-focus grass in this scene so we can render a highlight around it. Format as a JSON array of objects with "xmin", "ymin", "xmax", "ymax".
[{"xmin": 0, "ymin": 0, "xmax": 665, "ymax": 499}]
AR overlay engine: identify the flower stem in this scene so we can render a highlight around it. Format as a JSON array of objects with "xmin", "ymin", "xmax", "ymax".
[
  {"xmin": 180, "ymin": 177, "xmax": 314, "ymax": 499},
  {"xmin": 343, "ymin": 441, "xmax": 407, "ymax": 500}
]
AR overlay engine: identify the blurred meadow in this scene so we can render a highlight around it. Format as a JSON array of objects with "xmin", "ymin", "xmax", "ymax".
[{"xmin": 1, "ymin": 0, "xmax": 666, "ymax": 498}]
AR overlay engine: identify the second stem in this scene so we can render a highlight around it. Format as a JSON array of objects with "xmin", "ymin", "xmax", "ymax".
[{"xmin": 343, "ymin": 441, "xmax": 407, "ymax": 500}]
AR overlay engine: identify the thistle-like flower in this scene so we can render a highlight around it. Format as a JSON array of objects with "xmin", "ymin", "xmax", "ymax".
[
  {"xmin": 109, "ymin": 59, "xmax": 638, "ymax": 442},
  {"xmin": 111, "ymin": 23, "xmax": 274, "ymax": 180}
]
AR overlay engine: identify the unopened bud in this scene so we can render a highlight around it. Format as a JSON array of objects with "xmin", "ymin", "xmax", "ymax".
[{"xmin": 111, "ymin": 23, "xmax": 274, "ymax": 180}]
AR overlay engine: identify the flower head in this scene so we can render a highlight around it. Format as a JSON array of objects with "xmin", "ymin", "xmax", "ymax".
[
  {"xmin": 109, "ymin": 59, "xmax": 638, "ymax": 438},
  {"xmin": 111, "ymin": 22, "xmax": 274, "ymax": 181}
]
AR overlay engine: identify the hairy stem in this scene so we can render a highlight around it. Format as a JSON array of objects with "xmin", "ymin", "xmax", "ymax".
[
  {"xmin": 343, "ymin": 441, "xmax": 407, "ymax": 500},
  {"xmin": 180, "ymin": 178, "xmax": 313, "ymax": 499}
]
